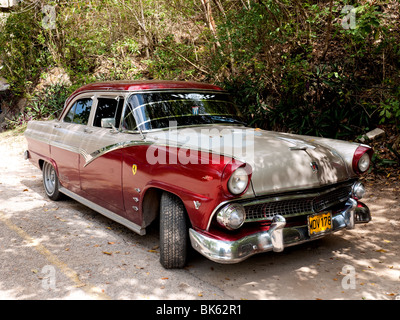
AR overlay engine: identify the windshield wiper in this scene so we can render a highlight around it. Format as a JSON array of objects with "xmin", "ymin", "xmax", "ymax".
[{"xmin": 208, "ymin": 115, "xmax": 247, "ymax": 126}]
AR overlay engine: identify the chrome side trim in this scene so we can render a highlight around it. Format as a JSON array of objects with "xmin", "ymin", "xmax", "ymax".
[
  {"xmin": 59, "ymin": 187, "xmax": 146, "ymax": 235},
  {"xmin": 84, "ymin": 140, "xmax": 152, "ymax": 167},
  {"xmin": 49, "ymin": 137, "xmax": 151, "ymax": 167}
]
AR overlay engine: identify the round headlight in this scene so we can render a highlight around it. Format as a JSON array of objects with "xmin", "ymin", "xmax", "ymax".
[
  {"xmin": 352, "ymin": 181, "xmax": 365, "ymax": 199},
  {"xmin": 227, "ymin": 167, "xmax": 249, "ymax": 195},
  {"xmin": 358, "ymin": 152, "xmax": 370, "ymax": 173},
  {"xmin": 216, "ymin": 203, "xmax": 246, "ymax": 230}
]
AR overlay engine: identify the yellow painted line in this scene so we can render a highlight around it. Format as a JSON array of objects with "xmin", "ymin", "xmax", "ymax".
[{"xmin": 0, "ymin": 211, "xmax": 111, "ymax": 300}]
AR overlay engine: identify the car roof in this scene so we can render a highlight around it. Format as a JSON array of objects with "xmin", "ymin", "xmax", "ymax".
[
  {"xmin": 64, "ymin": 80, "xmax": 223, "ymax": 107},
  {"xmin": 74, "ymin": 80, "xmax": 223, "ymax": 93},
  {"xmin": 61, "ymin": 80, "xmax": 224, "ymax": 120}
]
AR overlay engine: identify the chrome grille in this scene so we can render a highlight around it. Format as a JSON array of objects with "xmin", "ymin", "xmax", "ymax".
[{"xmin": 244, "ymin": 185, "xmax": 352, "ymax": 222}]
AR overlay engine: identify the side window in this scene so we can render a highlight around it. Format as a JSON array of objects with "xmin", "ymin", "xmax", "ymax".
[
  {"xmin": 64, "ymin": 98, "xmax": 93, "ymax": 125},
  {"xmin": 64, "ymin": 103, "xmax": 76, "ymax": 123},
  {"xmin": 121, "ymin": 101, "xmax": 137, "ymax": 131},
  {"xmin": 93, "ymin": 97, "xmax": 124, "ymax": 128},
  {"xmin": 122, "ymin": 94, "xmax": 148, "ymax": 131}
]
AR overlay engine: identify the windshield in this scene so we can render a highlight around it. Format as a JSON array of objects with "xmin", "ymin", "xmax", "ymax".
[{"xmin": 121, "ymin": 91, "xmax": 245, "ymax": 131}]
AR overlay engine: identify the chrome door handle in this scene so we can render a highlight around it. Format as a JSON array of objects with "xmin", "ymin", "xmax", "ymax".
[
  {"xmin": 54, "ymin": 124, "xmax": 61, "ymax": 128},
  {"xmin": 84, "ymin": 128, "xmax": 93, "ymax": 134}
]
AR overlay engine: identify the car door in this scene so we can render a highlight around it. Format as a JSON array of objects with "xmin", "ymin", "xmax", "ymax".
[
  {"xmin": 50, "ymin": 94, "xmax": 94, "ymax": 194},
  {"xmin": 79, "ymin": 95, "xmax": 127, "ymax": 214}
]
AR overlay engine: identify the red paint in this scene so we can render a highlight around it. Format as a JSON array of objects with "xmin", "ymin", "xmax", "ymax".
[
  {"xmin": 28, "ymin": 80, "xmax": 363, "ymax": 244},
  {"xmin": 26, "ymin": 128, "xmax": 252, "ymax": 231},
  {"xmin": 80, "ymin": 150, "xmax": 126, "ymax": 213},
  {"xmin": 74, "ymin": 80, "xmax": 223, "ymax": 93},
  {"xmin": 352, "ymin": 145, "xmax": 373, "ymax": 174},
  {"xmin": 120, "ymin": 144, "xmax": 248, "ymax": 230},
  {"xmin": 50, "ymin": 144, "xmax": 80, "ymax": 192},
  {"xmin": 25, "ymin": 137, "xmax": 60, "ymax": 178}
]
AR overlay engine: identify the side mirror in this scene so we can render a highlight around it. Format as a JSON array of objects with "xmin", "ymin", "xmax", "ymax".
[{"xmin": 101, "ymin": 118, "xmax": 116, "ymax": 128}]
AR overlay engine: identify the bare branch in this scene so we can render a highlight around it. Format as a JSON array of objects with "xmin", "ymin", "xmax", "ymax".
[{"xmin": 159, "ymin": 44, "xmax": 210, "ymax": 75}]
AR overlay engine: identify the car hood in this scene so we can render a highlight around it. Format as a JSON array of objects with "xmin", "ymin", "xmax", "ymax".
[{"xmin": 146, "ymin": 125, "xmax": 351, "ymax": 196}]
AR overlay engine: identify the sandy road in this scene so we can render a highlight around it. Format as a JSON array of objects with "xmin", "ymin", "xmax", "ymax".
[{"xmin": 0, "ymin": 130, "xmax": 399, "ymax": 300}]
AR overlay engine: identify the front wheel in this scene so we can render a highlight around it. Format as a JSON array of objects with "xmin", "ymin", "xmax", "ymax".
[
  {"xmin": 159, "ymin": 192, "xmax": 188, "ymax": 269},
  {"xmin": 42, "ymin": 161, "xmax": 63, "ymax": 201}
]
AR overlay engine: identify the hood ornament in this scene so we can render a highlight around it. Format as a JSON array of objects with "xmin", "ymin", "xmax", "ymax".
[
  {"xmin": 278, "ymin": 137, "xmax": 316, "ymax": 151},
  {"xmin": 310, "ymin": 161, "xmax": 319, "ymax": 173}
]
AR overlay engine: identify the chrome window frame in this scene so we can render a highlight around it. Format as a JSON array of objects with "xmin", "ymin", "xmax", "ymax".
[
  {"xmin": 61, "ymin": 93, "xmax": 96, "ymax": 126},
  {"xmin": 61, "ymin": 91, "xmax": 131, "ymax": 127},
  {"xmin": 92, "ymin": 94, "xmax": 126, "ymax": 129}
]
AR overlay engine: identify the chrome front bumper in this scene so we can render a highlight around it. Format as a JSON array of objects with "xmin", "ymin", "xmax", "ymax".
[{"xmin": 189, "ymin": 199, "xmax": 371, "ymax": 264}]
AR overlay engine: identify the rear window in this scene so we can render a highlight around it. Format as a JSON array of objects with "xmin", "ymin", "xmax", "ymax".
[{"xmin": 64, "ymin": 98, "xmax": 93, "ymax": 125}]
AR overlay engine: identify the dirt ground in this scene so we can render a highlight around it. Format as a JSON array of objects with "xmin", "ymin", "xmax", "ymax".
[{"xmin": 0, "ymin": 129, "xmax": 399, "ymax": 300}]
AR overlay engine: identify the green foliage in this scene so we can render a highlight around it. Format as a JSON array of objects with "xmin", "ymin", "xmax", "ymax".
[
  {"xmin": 215, "ymin": 1, "xmax": 400, "ymax": 138},
  {"xmin": 0, "ymin": 0, "xmax": 399, "ymax": 139},
  {"xmin": 147, "ymin": 35, "xmax": 199, "ymax": 79},
  {"xmin": 26, "ymin": 84, "xmax": 72, "ymax": 120},
  {"xmin": 0, "ymin": 3, "xmax": 52, "ymax": 95},
  {"xmin": 346, "ymin": 4, "xmax": 383, "ymax": 43},
  {"xmin": 4, "ymin": 84, "xmax": 72, "ymax": 130},
  {"xmin": 379, "ymin": 98, "xmax": 400, "ymax": 128}
]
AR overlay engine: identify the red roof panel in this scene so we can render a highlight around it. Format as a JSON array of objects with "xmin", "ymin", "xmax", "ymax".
[
  {"xmin": 74, "ymin": 80, "xmax": 222, "ymax": 94},
  {"xmin": 62, "ymin": 80, "xmax": 224, "ymax": 120}
]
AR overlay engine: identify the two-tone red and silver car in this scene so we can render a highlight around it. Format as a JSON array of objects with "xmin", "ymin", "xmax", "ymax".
[{"xmin": 24, "ymin": 80, "xmax": 372, "ymax": 268}]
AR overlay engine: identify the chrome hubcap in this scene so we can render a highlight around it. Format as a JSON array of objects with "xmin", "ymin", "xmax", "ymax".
[{"xmin": 44, "ymin": 164, "xmax": 56, "ymax": 194}]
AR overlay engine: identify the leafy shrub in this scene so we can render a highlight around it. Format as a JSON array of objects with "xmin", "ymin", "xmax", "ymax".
[
  {"xmin": 1, "ymin": 0, "xmax": 399, "ymax": 140},
  {"xmin": 26, "ymin": 84, "xmax": 72, "ymax": 120},
  {"xmin": 379, "ymin": 98, "xmax": 400, "ymax": 129},
  {"xmin": 0, "ymin": 3, "xmax": 52, "ymax": 96},
  {"xmin": 4, "ymin": 84, "xmax": 72, "ymax": 130}
]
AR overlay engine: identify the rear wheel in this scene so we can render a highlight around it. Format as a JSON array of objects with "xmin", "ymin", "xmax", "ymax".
[
  {"xmin": 42, "ymin": 162, "xmax": 63, "ymax": 201},
  {"xmin": 159, "ymin": 192, "xmax": 188, "ymax": 269}
]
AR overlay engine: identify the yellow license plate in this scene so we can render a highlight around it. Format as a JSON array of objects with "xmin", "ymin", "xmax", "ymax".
[{"xmin": 308, "ymin": 212, "xmax": 332, "ymax": 236}]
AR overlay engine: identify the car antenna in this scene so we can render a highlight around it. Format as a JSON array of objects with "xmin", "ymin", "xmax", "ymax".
[{"xmin": 138, "ymin": 126, "xmax": 145, "ymax": 139}]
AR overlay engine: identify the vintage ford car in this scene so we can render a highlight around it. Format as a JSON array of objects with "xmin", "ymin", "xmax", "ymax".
[{"xmin": 24, "ymin": 80, "xmax": 372, "ymax": 268}]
